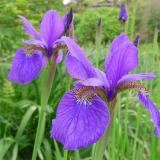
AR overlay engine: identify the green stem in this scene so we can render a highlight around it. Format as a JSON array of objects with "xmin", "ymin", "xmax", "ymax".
[
  {"xmin": 74, "ymin": 150, "xmax": 80, "ymax": 160},
  {"xmin": 63, "ymin": 73, "xmax": 71, "ymax": 160},
  {"xmin": 64, "ymin": 150, "xmax": 68, "ymax": 160},
  {"xmin": 93, "ymin": 98, "xmax": 117, "ymax": 160},
  {"xmin": 32, "ymin": 54, "xmax": 57, "ymax": 160}
]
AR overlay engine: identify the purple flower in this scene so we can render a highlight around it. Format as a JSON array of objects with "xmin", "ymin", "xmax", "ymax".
[
  {"xmin": 51, "ymin": 34, "xmax": 160, "ymax": 150},
  {"xmin": 63, "ymin": 8, "xmax": 73, "ymax": 34},
  {"xmin": 119, "ymin": 4, "xmax": 128, "ymax": 22},
  {"xmin": 8, "ymin": 10, "xmax": 73, "ymax": 84},
  {"xmin": 133, "ymin": 35, "xmax": 140, "ymax": 47}
]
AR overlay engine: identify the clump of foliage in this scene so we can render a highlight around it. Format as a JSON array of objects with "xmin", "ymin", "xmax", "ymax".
[{"xmin": 74, "ymin": 7, "xmax": 121, "ymax": 45}]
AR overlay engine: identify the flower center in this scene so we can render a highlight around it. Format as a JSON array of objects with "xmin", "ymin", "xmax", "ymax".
[
  {"xmin": 116, "ymin": 82, "xmax": 149, "ymax": 95},
  {"xmin": 73, "ymin": 86, "xmax": 96, "ymax": 105}
]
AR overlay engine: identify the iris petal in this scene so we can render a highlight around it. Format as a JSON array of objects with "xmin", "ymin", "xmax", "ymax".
[
  {"xmin": 138, "ymin": 92, "xmax": 160, "ymax": 136},
  {"xmin": 65, "ymin": 54, "xmax": 89, "ymax": 79},
  {"xmin": 8, "ymin": 49, "xmax": 44, "ymax": 84},
  {"xmin": 81, "ymin": 78, "xmax": 105, "ymax": 87},
  {"xmin": 105, "ymin": 34, "xmax": 138, "ymax": 88},
  {"xmin": 40, "ymin": 10, "xmax": 64, "ymax": 47},
  {"xmin": 51, "ymin": 90, "xmax": 110, "ymax": 150},
  {"xmin": 63, "ymin": 9, "xmax": 73, "ymax": 32},
  {"xmin": 105, "ymin": 34, "xmax": 129, "ymax": 69},
  {"xmin": 23, "ymin": 39, "xmax": 46, "ymax": 48},
  {"xmin": 19, "ymin": 16, "xmax": 40, "ymax": 39},
  {"xmin": 59, "ymin": 37, "xmax": 97, "ymax": 79},
  {"xmin": 118, "ymin": 73, "xmax": 156, "ymax": 85},
  {"xmin": 56, "ymin": 50, "xmax": 63, "ymax": 64}
]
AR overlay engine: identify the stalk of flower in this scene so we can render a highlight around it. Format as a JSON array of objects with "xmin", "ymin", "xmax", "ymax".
[
  {"xmin": 8, "ymin": 9, "xmax": 74, "ymax": 160},
  {"xmin": 50, "ymin": 34, "xmax": 160, "ymax": 159},
  {"xmin": 119, "ymin": 4, "xmax": 128, "ymax": 32},
  {"xmin": 95, "ymin": 18, "xmax": 102, "ymax": 67}
]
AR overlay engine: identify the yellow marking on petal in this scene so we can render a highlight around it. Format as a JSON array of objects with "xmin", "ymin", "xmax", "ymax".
[
  {"xmin": 73, "ymin": 86, "xmax": 96, "ymax": 105},
  {"xmin": 116, "ymin": 82, "xmax": 149, "ymax": 95},
  {"xmin": 25, "ymin": 44, "xmax": 46, "ymax": 56}
]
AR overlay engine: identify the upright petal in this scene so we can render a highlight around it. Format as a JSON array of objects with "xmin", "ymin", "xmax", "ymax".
[
  {"xmin": 105, "ymin": 34, "xmax": 129, "ymax": 69},
  {"xmin": 105, "ymin": 35, "xmax": 138, "ymax": 88},
  {"xmin": 51, "ymin": 90, "xmax": 110, "ymax": 150},
  {"xmin": 8, "ymin": 49, "xmax": 43, "ymax": 84},
  {"xmin": 19, "ymin": 16, "xmax": 40, "ymax": 39},
  {"xmin": 63, "ymin": 8, "xmax": 73, "ymax": 32},
  {"xmin": 40, "ymin": 10, "xmax": 64, "ymax": 47},
  {"xmin": 118, "ymin": 73, "xmax": 156, "ymax": 85},
  {"xmin": 58, "ymin": 37, "xmax": 96, "ymax": 78},
  {"xmin": 138, "ymin": 92, "xmax": 160, "ymax": 136}
]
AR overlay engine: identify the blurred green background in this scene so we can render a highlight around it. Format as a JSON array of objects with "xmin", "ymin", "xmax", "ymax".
[{"xmin": 0, "ymin": 0, "xmax": 160, "ymax": 159}]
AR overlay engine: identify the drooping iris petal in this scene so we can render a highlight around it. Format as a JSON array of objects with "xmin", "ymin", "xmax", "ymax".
[
  {"xmin": 63, "ymin": 8, "xmax": 73, "ymax": 32},
  {"xmin": 8, "ymin": 49, "xmax": 44, "ymax": 85},
  {"xmin": 105, "ymin": 34, "xmax": 129, "ymax": 70},
  {"xmin": 106, "ymin": 35, "xmax": 138, "ymax": 88},
  {"xmin": 117, "ymin": 73, "xmax": 156, "ymax": 85},
  {"xmin": 138, "ymin": 92, "xmax": 160, "ymax": 136},
  {"xmin": 40, "ymin": 10, "xmax": 64, "ymax": 47},
  {"xmin": 59, "ymin": 37, "xmax": 97, "ymax": 78},
  {"xmin": 36, "ymin": 51, "xmax": 47, "ymax": 67},
  {"xmin": 119, "ymin": 4, "xmax": 128, "ymax": 21},
  {"xmin": 51, "ymin": 90, "xmax": 110, "ymax": 150},
  {"xmin": 19, "ymin": 16, "xmax": 40, "ymax": 39},
  {"xmin": 65, "ymin": 54, "xmax": 88, "ymax": 79}
]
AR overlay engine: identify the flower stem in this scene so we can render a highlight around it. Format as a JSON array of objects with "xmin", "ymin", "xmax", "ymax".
[
  {"xmin": 63, "ymin": 73, "xmax": 71, "ymax": 160},
  {"xmin": 32, "ymin": 54, "xmax": 57, "ymax": 160},
  {"xmin": 93, "ymin": 98, "xmax": 117, "ymax": 160}
]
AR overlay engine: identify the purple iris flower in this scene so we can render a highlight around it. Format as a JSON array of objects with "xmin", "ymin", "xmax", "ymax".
[
  {"xmin": 119, "ymin": 4, "xmax": 128, "ymax": 22},
  {"xmin": 8, "ymin": 9, "xmax": 73, "ymax": 85},
  {"xmin": 50, "ymin": 34, "xmax": 160, "ymax": 150}
]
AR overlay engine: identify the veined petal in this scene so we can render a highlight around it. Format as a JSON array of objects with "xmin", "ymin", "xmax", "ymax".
[
  {"xmin": 8, "ymin": 49, "xmax": 43, "ymax": 84},
  {"xmin": 106, "ymin": 35, "xmax": 138, "ymax": 88},
  {"xmin": 19, "ymin": 16, "xmax": 40, "ymax": 39},
  {"xmin": 40, "ymin": 10, "xmax": 64, "ymax": 47},
  {"xmin": 138, "ymin": 92, "xmax": 160, "ymax": 136},
  {"xmin": 65, "ymin": 54, "xmax": 88, "ymax": 79},
  {"xmin": 51, "ymin": 90, "xmax": 110, "ymax": 150},
  {"xmin": 58, "ymin": 37, "xmax": 96, "ymax": 78},
  {"xmin": 105, "ymin": 34, "xmax": 129, "ymax": 69},
  {"xmin": 118, "ymin": 73, "xmax": 156, "ymax": 85}
]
